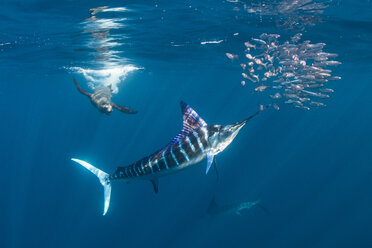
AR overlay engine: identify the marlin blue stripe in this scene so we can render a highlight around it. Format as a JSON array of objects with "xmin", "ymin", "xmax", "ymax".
[
  {"xmin": 133, "ymin": 165, "xmax": 139, "ymax": 177},
  {"xmin": 148, "ymin": 156, "xmax": 154, "ymax": 173},
  {"xmin": 186, "ymin": 136, "xmax": 195, "ymax": 152},
  {"xmin": 179, "ymin": 141, "xmax": 190, "ymax": 162},
  {"xmin": 140, "ymin": 160, "xmax": 145, "ymax": 174},
  {"xmin": 131, "ymin": 165, "xmax": 136, "ymax": 176},
  {"xmin": 162, "ymin": 150, "xmax": 169, "ymax": 169},
  {"xmin": 134, "ymin": 161, "xmax": 141, "ymax": 176},
  {"xmin": 154, "ymin": 160, "xmax": 161, "ymax": 171},
  {"xmin": 136, "ymin": 166, "xmax": 141, "ymax": 176},
  {"xmin": 138, "ymin": 162, "xmax": 144, "ymax": 175},
  {"xmin": 193, "ymin": 131, "xmax": 204, "ymax": 153},
  {"xmin": 200, "ymin": 127, "xmax": 209, "ymax": 148},
  {"xmin": 170, "ymin": 146, "xmax": 179, "ymax": 166},
  {"xmin": 126, "ymin": 167, "xmax": 132, "ymax": 177},
  {"xmin": 137, "ymin": 164, "xmax": 142, "ymax": 176}
]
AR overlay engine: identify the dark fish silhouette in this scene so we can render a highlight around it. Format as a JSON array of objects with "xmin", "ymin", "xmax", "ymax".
[{"xmin": 206, "ymin": 196, "xmax": 270, "ymax": 217}]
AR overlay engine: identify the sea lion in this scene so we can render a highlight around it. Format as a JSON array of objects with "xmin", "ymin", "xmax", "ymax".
[{"xmin": 73, "ymin": 77, "xmax": 137, "ymax": 115}]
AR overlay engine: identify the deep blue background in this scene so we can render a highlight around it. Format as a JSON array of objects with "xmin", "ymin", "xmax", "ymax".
[{"xmin": 1, "ymin": 0, "xmax": 372, "ymax": 247}]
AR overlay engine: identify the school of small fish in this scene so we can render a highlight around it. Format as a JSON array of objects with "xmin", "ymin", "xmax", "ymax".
[{"xmin": 227, "ymin": 33, "xmax": 341, "ymax": 110}]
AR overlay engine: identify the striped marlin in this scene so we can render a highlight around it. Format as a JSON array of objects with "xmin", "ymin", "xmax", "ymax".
[{"xmin": 71, "ymin": 101, "xmax": 271, "ymax": 215}]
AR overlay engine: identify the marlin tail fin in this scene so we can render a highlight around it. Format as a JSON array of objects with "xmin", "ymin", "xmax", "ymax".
[{"xmin": 71, "ymin": 158, "xmax": 111, "ymax": 216}]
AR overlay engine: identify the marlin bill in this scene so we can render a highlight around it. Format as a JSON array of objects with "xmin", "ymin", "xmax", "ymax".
[{"xmin": 71, "ymin": 101, "xmax": 272, "ymax": 215}]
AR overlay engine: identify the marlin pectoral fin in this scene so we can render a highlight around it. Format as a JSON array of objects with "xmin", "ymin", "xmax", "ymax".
[
  {"xmin": 150, "ymin": 179, "xmax": 159, "ymax": 194},
  {"xmin": 112, "ymin": 103, "xmax": 138, "ymax": 114},
  {"xmin": 206, "ymin": 152, "xmax": 214, "ymax": 175}
]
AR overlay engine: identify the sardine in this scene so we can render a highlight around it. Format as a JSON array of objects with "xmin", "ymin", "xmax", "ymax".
[
  {"xmin": 307, "ymin": 43, "xmax": 325, "ymax": 49},
  {"xmin": 246, "ymin": 54, "xmax": 254, "ymax": 60},
  {"xmin": 254, "ymin": 58, "xmax": 267, "ymax": 68},
  {"xmin": 310, "ymin": 101, "xmax": 327, "ymax": 107},
  {"xmin": 251, "ymin": 74, "xmax": 260, "ymax": 82},
  {"xmin": 316, "ymin": 72, "xmax": 331, "ymax": 78},
  {"xmin": 244, "ymin": 42, "xmax": 256, "ymax": 49},
  {"xmin": 319, "ymin": 88, "xmax": 334, "ymax": 93},
  {"xmin": 292, "ymin": 84, "xmax": 304, "ymax": 90},
  {"xmin": 252, "ymin": 38, "xmax": 266, "ymax": 45},
  {"xmin": 323, "ymin": 60, "xmax": 341, "ymax": 66},
  {"xmin": 255, "ymin": 85, "xmax": 270, "ymax": 92},
  {"xmin": 284, "ymin": 93, "xmax": 299, "ymax": 99},
  {"xmin": 273, "ymin": 79, "xmax": 283, "ymax": 83},
  {"xmin": 226, "ymin": 53, "xmax": 238, "ymax": 60},
  {"xmin": 300, "ymin": 75, "xmax": 316, "ymax": 80},
  {"xmin": 264, "ymin": 71, "xmax": 275, "ymax": 78},
  {"xmin": 313, "ymin": 61, "xmax": 341, "ymax": 67},
  {"xmin": 291, "ymin": 33, "xmax": 302, "ymax": 43},
  {"xmin": 283, "ymin": 72, "xmax": 295, "ymax": 78},
  {"xmin": 272, "ymin": 85, "xmax": 283, "ymax": 89},
  {"xmin": 241, "ymin": 73, "xmax": 256, "ymax": 82},
  {"xmin": 305, "ymin": 83, "xmax": 324, "ymax": 88},
  {"xmin": 328, "ymin": 76, "xmax": 341, "ymax": 80},
  {"xmin": 265, "ymin": 54, "xmax": 274, "ymax": 63},
  {"xmin": 317, "ymin": 52, "xmax": 338, "ymax": 58},
  {"xmin": 302, "ymin": 89, "xmax": 329, "ymax": 98},
  {"xmin": 270, "ymin": 93, "xmax": 282, "ymax": 99}
]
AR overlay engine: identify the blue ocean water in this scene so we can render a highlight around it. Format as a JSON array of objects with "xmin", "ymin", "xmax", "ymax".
[{"xmin": 1, "ymin": 0, "xmax": 372, "ymax": 247}]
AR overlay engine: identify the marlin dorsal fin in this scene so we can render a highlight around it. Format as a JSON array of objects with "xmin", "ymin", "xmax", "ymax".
[
  {"xmin": 180, "ymin": 101, "xmax": 207, "ymax": 132},
  {"xmin": 168, "ymin": 101, "xmax": 207, "ymax": 145},
  {"xmin": 168, "ymin": 101, "xmax": 207, "ymax": 146}
]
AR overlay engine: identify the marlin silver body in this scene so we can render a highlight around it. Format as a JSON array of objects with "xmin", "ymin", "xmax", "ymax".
[
  {"xmin": 109, "ymin": 123, "xmax": 242, "ymax": 182},
  {"xmin": 71, "ymin": 101, "xmax": 270, "ymax": 215}
]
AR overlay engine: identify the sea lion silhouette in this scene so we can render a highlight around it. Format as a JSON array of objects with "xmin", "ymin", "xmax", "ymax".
[{"xmin": 73, "ymin": 78, "xmax": 137, "ymax": 115}]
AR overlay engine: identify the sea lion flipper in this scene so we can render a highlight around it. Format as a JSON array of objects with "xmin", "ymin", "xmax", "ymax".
[
  {"xmin": 73, "ymin": 77, "xmax": 91, "ymax": 97},
  {"xmin": 112, "ymin": 103, "xmax": 137, "ymax": 114}
]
